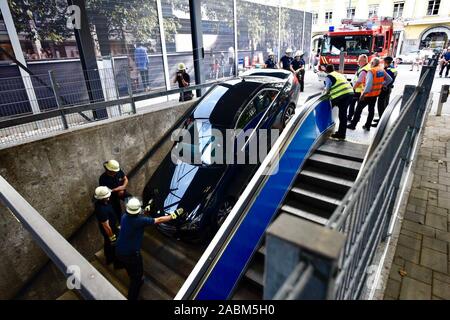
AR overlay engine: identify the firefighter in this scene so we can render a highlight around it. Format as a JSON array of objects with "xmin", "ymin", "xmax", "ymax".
[
  {"xmin": 265, "ymin": 52, "xmax": 277, "ymax": 69},
  {"xmin": 99, "ymin": 160, "xmax": 131, "ymax": 221},
  {"xmin": 323, "ymin": 64, "xmax": 354, "ymax": 140},
  {"xmin": 115, "ymin": 197, "xmax": 185, "ymax": 300},
  {"xmin": 348, "ymin": 54, "xmax": 370, "ymax": 122},
  {"xmin": 372, "ymin": 56, "xmax": 397, "ymax": 127},
  {"xmin": 93, "ymin": 186, "xmax": 120, "ymax": 267},
  {"xmin": 279, "ymin": 48, "xmax": 293, "ymax": 71},
  {"xmin": 347, "ymin": 57, "xmax": 393, "ymax": 131},
  {"xmin": 291, "ymin": 50, "xmax": 306, "ymax": 92}
]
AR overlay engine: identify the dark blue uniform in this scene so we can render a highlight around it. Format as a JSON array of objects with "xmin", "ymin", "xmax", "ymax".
[
  {"xmin": 440, "ymin": 51, "xmax": 450, "ymax": 77},
  {"xmin": 94, "ymin": 201, "xmax": 119, "ymax": 265},
  {"xmin": 265, "ymin": 58, "xmax": 277, "ymax": 69},
  {"xmin": 376, "ymin": 64, "xmax": 397, "ymax": 123},
  {"xmin": 280, "ymin": 55, "xmax": 293, "ymax": 71},
  {"xmin": 291, "ymin": 58, "xmax": 305, "ymax": 92},
  {"xmin": 116, "ymin": 213, "xmax": 155, "ymax": 300},
  {"xmin": 99, "ymin": 169, "xmax": 130, "ymax": 220}
]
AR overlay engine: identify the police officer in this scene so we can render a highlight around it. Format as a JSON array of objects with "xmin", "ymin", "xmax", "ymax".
[
  {"xmin": 115, "ymin": 198, "xmax": 185, "ymax": 300},
  {"xmin": 439, "ymin": 47, "xmax": 450, "ymax": 78},
  {"xmin": 93, "ymin": 186, "xmax": 120, "ymax": 267},
  {"xmin": 372, "ymin": 56, "xmax": 397, "ymax": 127},
  {"xmin": 265, "ymin": 52, "xmax": 277, "ymax": 69},
  {"xmin": 323, "ymin": 64, "xmax": 354, "ymax": 140},
  {"xmin": 348, "ymin": 54, "xmax": 370, "ymax": 122},
  {"xmin": 279, "ymin": 48, "xmax": 293, "ymax": 71},
  {"xmin": 99, "ymin": 160, "xmax": 131, "ymax": 221},
  {"xmin": 348, "ymin": 58, "xmax": 393, "ymax": 131},
  {"xmin": 291, "ymin": 50, "xmax": 306, "ymax": 92}
]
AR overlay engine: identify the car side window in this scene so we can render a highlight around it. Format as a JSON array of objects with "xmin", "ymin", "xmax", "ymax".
[{"xmin": 236, "ymin": 89, "xmax": 279, "ymax": 129}]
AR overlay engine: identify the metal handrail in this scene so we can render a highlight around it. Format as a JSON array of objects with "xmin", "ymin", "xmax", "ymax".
[
  {"xmin": 175, "ymin": 93, "xmax": 330, "ymax": 299},
  {"xmin": 0, "ymin": 77, "xmax": 234, "ymax": 130},
  {"xmin": 327, "ymin": 68, "xmax": 431, "ymax": 228},
  {"xmin": 0, "ymin": 176, "xmax": 125, "ymax": 300}
]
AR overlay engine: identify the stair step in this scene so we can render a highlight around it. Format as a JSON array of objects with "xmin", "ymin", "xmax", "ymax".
[
  {"xmin": 281, "ymin": 203, "xmax": 329, "ymax": 225},
  {"xmin": 317, "ymin": 140, "xmax": 367, "ymax": 162},
  {"xmin": 142, "ymin": 230, "xmax": 198, "ymax": 278},
  {"xmin": 299, "ymin": 167, "xmax": 354, "ymax": 190},
  {"xmin": 140, "ymin": 249, "xmax": 186, "ymax": 298},
  {"xmin": 308, "ymin": 153, "xmax": 361, "ymax": 178},
  {"xmin": 56, "ymin": 290, "xmax": 81, "ymax": 300},
  {"xmin": 91, "ymin": 258, "xmax": 129, "ymax": 297},
  {"xmin": 290, "ymin": 186, "xmax": 341, "ymax": 208},
  {"xmin": 94, "ymin": 250, "xmax": 171, "ymax": 300},
  {"xmin": 245, "ymin": 261, "xmax": 264, "ymax": 288},
  {"xmin": 233, "ymin": 278, "xmax": 263, "ymax": 300}
]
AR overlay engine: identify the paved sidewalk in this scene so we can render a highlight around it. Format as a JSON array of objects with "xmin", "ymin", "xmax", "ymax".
[{"xmin": 384, "ymin": 114, "xmax": 450, "ymax": 300}]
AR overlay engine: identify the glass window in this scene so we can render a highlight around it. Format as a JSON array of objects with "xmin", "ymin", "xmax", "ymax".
[
  {"xmin": 393, "ymin": 2, "xmax": 404, "ymax": 18},
  {"xmin": 312, "ymin": 12, "xmax": 318, "ymax": 25},
  {"xmin": 0, "ymin": 12, "xmax": 15, "ymax": 63},
  {"xmin": 368, "ymin": 5, "xmax": 379, "ymax": 18},
  {"xmin": 325, "ymin": 11, "xmax": 333, "ymax": 24},
  {"xmin": 427, "ymin": 0, "xmax": 441, "ymax": 16},
  {"xmin": 236, "ymin": 89, "xmax": 278, "ymax": 128},
  {"xmin": 346, "ymin": 7, "xmax": 356, "ymax": 19},
  {"xmin": 280, "ymin": 8, "xmax": 304, "ymax": 58},
  {"xmin": 321, "ymin": 35, "xmax": 373, "ymax": 56}
]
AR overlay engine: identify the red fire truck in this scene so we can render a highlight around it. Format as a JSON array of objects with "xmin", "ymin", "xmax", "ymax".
[{"xmin": 316, "ymin": 17, "xmax": 394, "ymax": 80}]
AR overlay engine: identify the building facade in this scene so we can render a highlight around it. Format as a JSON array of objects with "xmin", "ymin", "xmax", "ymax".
[{"xmin": 295, "ymin": 0, "xmax": 450, "ymax": 55}]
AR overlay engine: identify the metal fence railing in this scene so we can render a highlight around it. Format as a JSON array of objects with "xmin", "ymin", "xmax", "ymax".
[
  {"xmin": 0, "ymin": 68, "xmax": 232, "ymax": 148},
  {"xmin": 269, "ymin": 61, "xmax": 438, "ymax": 300}
]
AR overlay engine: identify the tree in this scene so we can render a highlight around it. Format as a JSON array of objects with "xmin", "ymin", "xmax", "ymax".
[{"xmin": 8, "ymin": 0, "xmax": 73, "ymax": 43}]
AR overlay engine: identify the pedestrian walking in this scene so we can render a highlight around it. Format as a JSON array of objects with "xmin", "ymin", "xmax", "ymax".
[
  {"xmin": 265, "ymin": 52, "xmax": 277, "ymax": 69},
  {"xmin": 410, "ymin": 51, "xmax": 421, "ymax": 72},
  {"xmin": 291, "ymin": 50, "xmax": 306, "ymax": 92},
  {"xmin": 347, "ymin": 57, "xmax": 393, "ymax": 131},
  {"xmin": 115, "ymin": 197, "xmax": 185, "ymax": 300},
  {"xmin": 99, "ymin": 160, "xmax": 131, "ymax": 221},
  {"xmin": 372, "ymin": 56, "xmax": 397, "ymax": 127},
  {"xmin": 348, "ymin": 54, "xmax": 370, "ymax": 121},
  {"xmin": 93, "ymin": 186, "xmax": 120, "ymax": 268},
  {"xmin": 134, "ymin": 43, "xmax": 150, "ymax": 91},
  {"xmin": 323, "ymin": 64, "xmax": 354, "ymax": 140},
  {"xmin": 439, "ymin": 48, "xmax": 450, "ymax": 78},
  {"xmin": 174, "ymin": 63, "xmax": 193, "ymax": 102},
  {"xmin": 279, "ymin": 48, "xmax": 293, "ymax": 71}
]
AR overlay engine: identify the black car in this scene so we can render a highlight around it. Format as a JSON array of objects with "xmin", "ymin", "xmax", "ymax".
[{"xmin": 143, "ymin": 70, "xmax": 300, "ymax": 241}]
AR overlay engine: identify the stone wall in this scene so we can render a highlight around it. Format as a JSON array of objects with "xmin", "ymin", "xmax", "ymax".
[{"xmin": 0, "ymin": 100, "xmax": 193, "ymax": 299}]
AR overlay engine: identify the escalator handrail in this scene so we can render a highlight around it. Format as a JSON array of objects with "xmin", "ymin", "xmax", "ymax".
[{"xmin": 175, "ymin": 92, "xmax": 329, "ymax": 300}]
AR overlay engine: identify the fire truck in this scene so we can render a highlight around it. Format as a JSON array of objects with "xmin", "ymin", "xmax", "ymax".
[{"xmin": 316, "ymin": 17, "xmax": 394, "ymax": 81}]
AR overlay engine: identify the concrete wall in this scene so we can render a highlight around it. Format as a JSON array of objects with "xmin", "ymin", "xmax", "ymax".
[{"xmin": 0, "ymin": 100, "xmax": 193, "ymax": 299}]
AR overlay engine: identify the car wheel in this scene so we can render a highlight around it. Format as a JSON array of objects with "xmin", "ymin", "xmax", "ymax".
[
  {"xmin": 215, "ymin": 199, "xmax": 235, "ymax": 228},
  {"xmin": 282, "ymin": 104, "xmax": 296, "ymax": 127}
]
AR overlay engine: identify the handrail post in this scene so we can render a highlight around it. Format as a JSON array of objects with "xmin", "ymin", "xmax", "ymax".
[
  {"xmin": 126, "ymin": 72, "xmax": 137, "ymax": 114},
  {"xmin": 265, "ymin": 214, "xmax": 345, "ymax": 299},
  {"xmin": 48, "ymin": 70, "xmax": 69, "ymax": 130},
  {"xmin": 436, "ymin": 84, "xmax": 449, "ymax": 116}
]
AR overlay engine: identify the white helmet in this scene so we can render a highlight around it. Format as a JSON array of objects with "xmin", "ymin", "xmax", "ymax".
[
  {"xmin": 126, "ymin": 197, "xmax": 142, "ymax": 215},
  {"xmin": 178, "ymin": 63, "xmax": 186, "ymax": 71},
  {"xmin": 268, "ymin": 51, "xmax": 275, "ymax": 57},
  {"xmin": 295, "ymin": 50, "xmax": 304, "ymax": 57},
  {"xmin": 104, "ymin": 159, "xmax": 120, "ymax": 172},
  {"xmin": 94, "ymin": 186, "xmax": 111, "ymax": 200},
  {"xmin": 285, "ymin": 48, "xmax": 293, "ymax": 54}
]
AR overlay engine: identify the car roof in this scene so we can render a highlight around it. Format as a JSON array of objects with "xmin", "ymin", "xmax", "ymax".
[
  {"xmin": 241, "ymin": 69, "xmax": 292, "ymax": 80},
  {"xmin": 193, "ymin": 77, "xmax": 284, "ymax": 127}
]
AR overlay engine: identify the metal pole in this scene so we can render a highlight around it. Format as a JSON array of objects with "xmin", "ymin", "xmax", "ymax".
[
  {"xmin": 126, "ymin": 72, "xmax": 137, "ymax": 114},
  {"xmin": 339, "ymin": 51, "xmax": 345, "ymax": 73},
  {"xmin": 48, "ymin": 70, "xmax": 69, "ymax": 130},
  {"xmin": 436, "ymin": 84, "xmax": 449, "ymax": 116},
  {"xmin": 156, "ymin": 0, "xmax": 172, "ymax": 94},
  {"xmin": 277, "ymin": 3, "xmax": 282, "ymax": 63},
  {"xmin": 109, "ymin": 55, "xmax": 122, "ymax": 116},
  {"xmin": 189, "ymin": 0, "xmax": 205, "ymax": 97},
  {"xmin": 233, "ymin": 0, "xmax": 238, "ymax": 76}
]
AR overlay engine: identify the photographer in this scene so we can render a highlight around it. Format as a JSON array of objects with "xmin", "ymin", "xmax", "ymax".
[{"xmin": 173, "ymin": 63, "xmax": 193, "ymax": 102}]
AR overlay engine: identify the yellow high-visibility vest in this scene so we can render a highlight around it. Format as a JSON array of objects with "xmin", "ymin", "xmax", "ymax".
[{"xmin": 328, "ymin": 71, "xmax": 354, "ymax": 100}]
